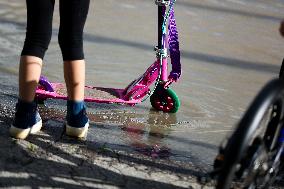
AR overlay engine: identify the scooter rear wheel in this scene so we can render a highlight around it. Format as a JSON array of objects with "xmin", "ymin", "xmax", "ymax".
[
  {"xmin": 35, "ymin": 76, "xmax": 54, "ymax": 104},
  {"xmin": 150, "ymin": 84, "xmax": 180, "ymax": 113}
]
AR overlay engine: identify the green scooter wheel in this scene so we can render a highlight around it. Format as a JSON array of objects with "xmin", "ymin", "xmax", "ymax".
[{"xmin": 150, "ymin": 84, "xmax": 180, "ymax": 113}]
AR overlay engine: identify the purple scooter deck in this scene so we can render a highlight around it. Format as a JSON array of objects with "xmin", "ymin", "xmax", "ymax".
[{"xmin": 36, "ymin": 83, "xmax": 141, "ymax": 105}]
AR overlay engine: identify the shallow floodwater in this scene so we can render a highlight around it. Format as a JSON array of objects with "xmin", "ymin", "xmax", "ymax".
[{"xmin": 0, "ymin": 0, "xmax": 284, "ymax": 170}]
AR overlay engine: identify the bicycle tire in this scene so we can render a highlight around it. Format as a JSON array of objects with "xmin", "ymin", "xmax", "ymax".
[
  {"xmin": 279, "ymin": 58, "xmax": 284, "ymax": 79},
  {"xmin": 216, "ymin": 78, "xmax": 284, "ymax": 189}
]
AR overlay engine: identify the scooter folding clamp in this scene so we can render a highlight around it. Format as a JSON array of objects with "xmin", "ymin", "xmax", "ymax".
[
  {"xmin": 155, "ymin": 0, "xmax": 170, "ymax": 6},
  {"xmin": 154, "ymin": 46, "xmax": 168, "ymax": 58}
]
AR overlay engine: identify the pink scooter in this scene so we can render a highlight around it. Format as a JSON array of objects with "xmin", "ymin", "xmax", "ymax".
[{"xmin": 36, "ymin": 0, "xmax": 181, "ymax": 113}]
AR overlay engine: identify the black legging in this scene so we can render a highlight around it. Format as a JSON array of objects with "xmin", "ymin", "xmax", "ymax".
[{"xmin": 21, "ymin": 0, "xmax": 90, "ymax": 61}]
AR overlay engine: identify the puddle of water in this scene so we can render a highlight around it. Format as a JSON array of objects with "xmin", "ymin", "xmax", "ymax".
[{"xmin": 0, "ymin": 0, "xmax": 283, "ymax": 170}]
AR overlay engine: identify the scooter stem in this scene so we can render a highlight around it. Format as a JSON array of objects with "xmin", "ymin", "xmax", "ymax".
[{"xmin": 158, "ymin": 4, "xmax": 168, "ymax": 82}]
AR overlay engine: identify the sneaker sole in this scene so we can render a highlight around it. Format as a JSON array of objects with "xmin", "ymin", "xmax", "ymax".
[
  {"xmin": 30, "ymin": 120, "xmax": 43, "ymax": 134},
  {"xmin": 10, "ymin": 120, "xmax": 42, "ymax": 139},
  {"xmin": 66, "ymin": 122, "xmax": 89, "ymax": 138}
]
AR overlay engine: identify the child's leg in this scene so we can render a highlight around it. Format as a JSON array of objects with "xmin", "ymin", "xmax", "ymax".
[
  {"xmin": 20, "ymin": 0, "xmax": 55, "ymax": 101},
  {"xmin": 59, "ymin": 0, "xmax": 90, "ymax": 138},
  {"xmin": 19, "ymin": 56, "xmax": 42, "ymax": 102},
  {"xmin": 64, "ymin": 60, "xmax": 89, "ymax": 138},
  {"xmin": 59, "ymin": 0, "xmax": 89, "ymax": 101},
  {"xmin": 63, "ymin": 60, "xmax": 85, "ymax": 101},
  {"xmin": 10, "ymin": 0, "xmax": 55, "ymax": 139}
]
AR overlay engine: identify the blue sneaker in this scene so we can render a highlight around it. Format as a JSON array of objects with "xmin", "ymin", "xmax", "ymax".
[
  {"xmin": 10, "ymin": 100, "xmax": 42, "ymax": 139},
  {"xmin": 66, "ymin": 101, "xmax": 89, "ymax": 138}
]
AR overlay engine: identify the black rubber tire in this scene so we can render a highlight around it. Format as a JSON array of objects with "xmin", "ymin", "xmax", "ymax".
[
  {"xmin": 216, "ymin": 78, "xmax": 284, "ymax": 189},
  {"xmin": 279, "ymin": 58, "xmax": 284, "ymax": 79}
]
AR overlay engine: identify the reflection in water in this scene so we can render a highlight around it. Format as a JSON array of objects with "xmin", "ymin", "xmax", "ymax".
[
  {"xmin": 87, "ymin": 110, "xmax": 178, "ymax": 159},
  {"xmin": 38, "ymin": 103, "xmax": 178, "ymax": 159},
  {"xmin": 121, "ymin": 112, "xmax": 177, "ymax": 159}
]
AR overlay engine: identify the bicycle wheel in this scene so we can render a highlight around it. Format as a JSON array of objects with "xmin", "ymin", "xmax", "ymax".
[
  {"xmin": 216, "ymin": 78, "xmax": 284, "ymax": 189},
  {"xmin": 279, "ymin": 58, "xmax": 284, "ymax": 79}
]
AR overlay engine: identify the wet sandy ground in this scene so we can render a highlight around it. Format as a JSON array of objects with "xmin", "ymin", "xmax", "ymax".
[{"xmin": 0, "ymin": 0, "xmax": 284, "ymax": 188}]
